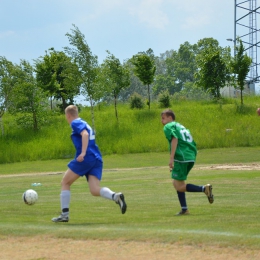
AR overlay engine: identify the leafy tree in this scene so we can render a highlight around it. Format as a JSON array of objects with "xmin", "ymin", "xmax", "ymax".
[
  {"xmin": 166, "ymin": 42, "xmax": 197, "ymax": 87},
  {"xmin": 153, "ymin": 43, "xmax": 197, "ymax": 96},
  {"xmin": 196, "ymin": 38, "xmax": 220, "ymax": 54},
  {"xmin": 131, "ymin": 53, "xmax": 156, "ymax": 109},
  {"xmin": 195, "ymin": 39, "xmax": 231, "ymax": 99},
  {"xmin": 197, "ymin": 37, "xmax": 232, "ymax": 67},
  {"xmin": 230, "ymin": 38, "xmax": 252, "ymax": 105},
  {"xmin": 154, "ymin": 50, "xmax": 174, "ymax": 75},
  {"xmin": 9, "ymin": 60, "xmax": 48, "ymax": 131},
  {"xmin": 153, "ymin": 74, "xmax": 176, "ymax": 96},
  {"xmin": 0, "ymin": 57, "xmax": 19, "ymax": 135},
  {"xmin": 64, "ymin": 24, "xmax": 101, "ymax": 130},
  {"xmin": 118, "ymin": 59, "xmax": 145, "ymax": 102},
  {"xmin": 36, "ymin": 48, "xmax": 81, "ymax": 111},
  {"xmin": 145, "ymin": 48, "xmax": 156, "ymax": 60},
  {"xmin": 100, "ymin": 51, "xmax": 130, "ymax": 121}
]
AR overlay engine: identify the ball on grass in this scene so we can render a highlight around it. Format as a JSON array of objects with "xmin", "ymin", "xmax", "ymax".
[{"xmin": 23, "ymin": 189, "xmax": 38, "ymax": 205}]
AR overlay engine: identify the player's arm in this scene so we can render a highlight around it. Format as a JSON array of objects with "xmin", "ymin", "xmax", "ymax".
[
  {"xmin": 169, "ymin": 137, "xmax": 178, "ymax": 169},
  {"xmin": 76, "ymin": 129, "xmax": 89, "ymax": 162}
]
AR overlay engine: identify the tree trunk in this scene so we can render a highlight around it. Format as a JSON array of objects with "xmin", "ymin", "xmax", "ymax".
[
  {"xmin": 0, "ymin": 116, "xmax": 4, "ymax": 136},
  {"xmin": 62, "ymin": 97, "xmax": 66, "ymax": 111},
  {"xmin": 216, "ymin": 86, "xmax": 221, "ymax": 99},
  {"xmin": 33, "ymin": 110, "xmax": 38, "ymax": 131},
  {"xmin": 240, "ymin": 87, "xmax": 243, "ymax": 105},
  {"xmin": 90, "ymin": 97, "xmax": 95, "ymax": 132},
  {"xmin": 114, "ymin": 93, "xmax": 118, "ymax": 122},
  {"xmin": 148, "ymin": 84, "xmax": 150, "ymax": 110}
]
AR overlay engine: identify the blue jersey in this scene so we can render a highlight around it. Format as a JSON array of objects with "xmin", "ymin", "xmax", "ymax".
[{"xmin": 70, "ymin": 118, "xmax": 102, "ymax": 162}]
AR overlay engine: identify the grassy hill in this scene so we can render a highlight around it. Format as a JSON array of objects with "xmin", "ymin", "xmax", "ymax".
[{"xmin": 1, "ymin": 96, "xmax": 260, "ymax": 163}]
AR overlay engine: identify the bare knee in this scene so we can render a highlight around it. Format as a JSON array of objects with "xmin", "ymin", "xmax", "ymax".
[
  {"xmin": 61, "ymin": 170, "xmax": 79, "ymax": 190},
  {"xmin": 89, "ymin": 186, "xmax": 100, "ymax": 196},
  {"xmin": 61, "ymin": 179, "xmax": 71, "ymax": 190},
  {"xmin": 88, "ymin": 175, "xmax": 101, "ymax": 196},
  {"xmin": 173, "ymin": 181, "xmax": 186, "ymax": 192}
]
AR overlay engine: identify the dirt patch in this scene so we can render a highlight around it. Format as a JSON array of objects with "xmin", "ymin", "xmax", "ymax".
[
  {"xmin": 0, "ymin": 236, "xmax": 259, "ymax": 260},
  {"xmin": 0, "ymin": 172, "xmax": 63, "ymax": 178},
  {"xmin": 197, "ymin": 163, "xmax": 260, "ymax": 171},
  {"xmin": 1, "ymin": 163, "xmax": 260, "ymax": 179}
]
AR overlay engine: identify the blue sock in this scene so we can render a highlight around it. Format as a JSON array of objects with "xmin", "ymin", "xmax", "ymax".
[
  {"xmin": 177, "ymin": 191, "xmax": 188, "ymax": 211},
  {"xmin": 186, "ymin": 184, "xmax": 204, "ymax": 192}
]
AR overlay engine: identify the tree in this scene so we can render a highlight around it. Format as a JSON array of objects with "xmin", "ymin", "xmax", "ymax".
[
  {"xmin": 195, "ymin": 39, "xmax": 231, "ymax": 99},
  {"xmin": 154, "ymin": 50, "xmax": 174, "ymax": 75},
  {"xmin": 118, "ymin": 59, "xmax": 146, "ymax": 102},
  {"xmin": 35, "ymin": 49, "xmax": 81, "ymax": 111},
  {"xmin": 166, "ymin": 42, "xmax": 197, "ymax": 87},
  {"xmin": 230, "ymin": 38, "xmax": 252, "ymax": 105},
  {"xmin": 0, "ymin": 57, "xmax": 19, "ymax": 135},
  {"xmin": 131, "ymin": 53, "xmax": 156, "ymax": 109},
  {"xmin": 9, "ymin": 60, "xmax": 48, "ymax": 131},
  {"xmin": 101, "ymin": 51, "xmax": 130, "ymax": 121},
  {"xmin": 196, "ymin": 38, "xmax": 220, "ymax": 54},
  {"xmin": 153, "ymin": 74, "xmax": 176, "ymax": 96},
  {"xmin": 64, "ymin": 24, "xmax": 101, "ymax": 130},
  {"xmin": 153, "ymin": 43, "xmax": 197, "ymax": 96}
]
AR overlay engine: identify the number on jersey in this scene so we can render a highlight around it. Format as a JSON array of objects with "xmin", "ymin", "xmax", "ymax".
[
  {"xmin": 180, "ymin": 128, "xmax": 193, "ymax": 143},
  {"xmin": 86, "ymin": 125, "xmax": 95, "ymax": 140}
]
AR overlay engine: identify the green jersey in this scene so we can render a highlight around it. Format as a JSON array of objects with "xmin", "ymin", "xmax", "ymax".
[{"xmin": 163, "ymin": 121, "xmax": 197, "ymax": 162}]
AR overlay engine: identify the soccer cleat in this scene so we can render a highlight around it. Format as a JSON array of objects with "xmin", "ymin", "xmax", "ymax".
[
  {"xmin": 175, "ymin": 209, "xmax": 190, "ymax": 216},
  {"xmin": 204, "ymin": 184, "xmax": 214, "ymax": 204},
  {"xmin": 115, "ymin": 193, "xmax": 127, "ymax": 214},
  {"xmin": 52, "ymin": 214, "xmax": 69, "ymax": 223}
]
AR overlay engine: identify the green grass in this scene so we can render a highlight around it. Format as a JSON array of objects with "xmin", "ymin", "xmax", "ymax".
[
  {"xmin": 0, "ymin": 148, "xmax": 260, "ymax": 249},
  {"xmin": 2, "ymin": 96, "xmax": 260, "ymax": 164},
  {"xmin": 1, "ymin": 146, "xmax": 260, "ymax": 175}
]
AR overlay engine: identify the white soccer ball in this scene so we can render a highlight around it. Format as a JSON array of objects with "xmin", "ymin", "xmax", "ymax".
[{"xmin": 23, "ymin": 189, "xmax": 38, "ymax": 205}]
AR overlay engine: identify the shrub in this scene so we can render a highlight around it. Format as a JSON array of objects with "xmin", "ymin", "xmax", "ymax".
[
  {"xmin": 158, "ymin": 90, "xmax": 171, "ymax": 108},
  {"xmin": 130, "ymin": 93, "xmax": 144, "ymax": 109}
]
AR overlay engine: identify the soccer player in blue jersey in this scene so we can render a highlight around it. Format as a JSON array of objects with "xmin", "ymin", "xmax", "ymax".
[
  {"xmin": 52, "ymin": 105, "xmax": 127, "ymax": 222},
  {"xmin": 161, "ymin": 109, "xmax": 214, "ymax": 215}
]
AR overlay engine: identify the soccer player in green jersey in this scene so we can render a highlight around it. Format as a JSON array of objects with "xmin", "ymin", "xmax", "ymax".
[{"xmin": 161, "ymin": 109, "xmax": 214, "ymax": 215}]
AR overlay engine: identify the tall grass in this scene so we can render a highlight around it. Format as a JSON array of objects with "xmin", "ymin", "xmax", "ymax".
[{"xmin": 1, "ymin": 96, "xmax": 260, "ymax": 163}]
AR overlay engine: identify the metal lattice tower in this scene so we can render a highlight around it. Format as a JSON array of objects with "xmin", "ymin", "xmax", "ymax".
[{"xmin": 235, "ymin": 0, "xmax": 260, "ymax": 83}]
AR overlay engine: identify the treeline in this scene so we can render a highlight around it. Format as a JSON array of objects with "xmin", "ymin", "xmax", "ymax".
[{"xmin": 0, "ymin": 24, "xmax": 252, "ymax": 132}]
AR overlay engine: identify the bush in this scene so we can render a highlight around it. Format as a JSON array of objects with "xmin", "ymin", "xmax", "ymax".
[
  {"xmin": 158, "ymin": 90, "xmax": 171, "ymax": 108},
  {"xmin": 130, "ymin": 93, "xmax": 144, "ymax": 109}
]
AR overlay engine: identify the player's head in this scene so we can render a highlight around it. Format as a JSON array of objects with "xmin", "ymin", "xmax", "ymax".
[
  {"xmin": 161, "ymin": 109, "xmax": 175, "ymax": 125},
  {"xmin": 65, "ymin": 105, "xmax": 79, "ymax": 123}
]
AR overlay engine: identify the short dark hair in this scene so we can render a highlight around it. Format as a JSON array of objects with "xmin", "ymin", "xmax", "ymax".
[{"xmin": 161, "ymin": 109, "xmax": 175, "ymax": 120}]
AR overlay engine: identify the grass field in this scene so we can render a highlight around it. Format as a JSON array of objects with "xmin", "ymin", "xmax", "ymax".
[{"xmin": 0, "ymin": 147, "xmax": 260, "ymax": 259}]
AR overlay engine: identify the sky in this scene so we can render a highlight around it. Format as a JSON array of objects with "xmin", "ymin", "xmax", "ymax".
[
  {"xmin": 0, "ymin": 0, "xmax": 259, "ymax": 94},
  {"xmin": 1, "ymin": 0, "xmax": 236, "ymax": 64}
]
